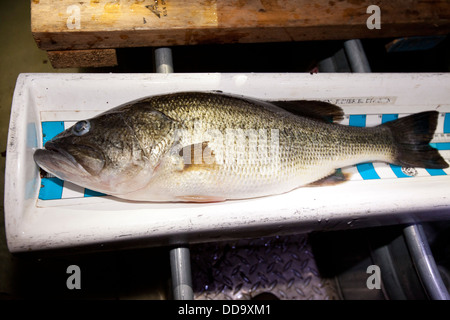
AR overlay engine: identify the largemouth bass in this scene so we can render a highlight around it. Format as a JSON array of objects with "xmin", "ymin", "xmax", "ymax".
[{"xmin": 34, "ymin": 92, "xmax": 448, "ymax": 202}]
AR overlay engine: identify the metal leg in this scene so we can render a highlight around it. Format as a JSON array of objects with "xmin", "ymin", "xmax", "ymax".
[
  {"xmin": 154, "ymin": 47, "xmax": 194, "ymax": 300},
  {"xmin": 319, "ymin": 39, "xmax": 370, "ymax": 73},
  {"xmin": 155, "ymin": 48, "xmax": 174, "ymax": 74},
  {"xmin": 343, "ymin": 39, "xmax": 372, "ymax": 73},
  {"xmin": 403, "ymin": 224, "xmax": 450, "ymax": 300},
  {"xmin": 170, "ymin": 246, "xmax": 194, "ymax": 300},
  {"xmin": 318, "ymin": 48, "xmax": 351, "ymax": 73}
]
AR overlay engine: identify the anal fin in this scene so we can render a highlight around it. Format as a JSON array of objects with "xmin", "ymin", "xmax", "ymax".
[
  {"xmin": 176, "ymin": 195, "xmax": 226, "ymax": 203},
  {"xmin": 307, "ymin": 169, "xmax": 351, "ymax": 187}
]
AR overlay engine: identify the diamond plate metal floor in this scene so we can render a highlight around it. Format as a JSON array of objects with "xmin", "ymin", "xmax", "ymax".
[{"xmin": 191, "ymin": 234, "xmax": 340, "ymax": 300}]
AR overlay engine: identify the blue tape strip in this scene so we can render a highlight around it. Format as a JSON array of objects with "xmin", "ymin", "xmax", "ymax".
[
  {"xmin": 39, "ymin": 177, "xmax": 64, "ymax": 200},
  {"xmin": 348, "ymin": 115, "xmax": 366, "ymax": 128},
  {"xmin": 381, "ymin": 114, "xmax": 398, "ymax": 123},
  {"xmin": 356, "ymin": 163, "xmax": 381, "ymax": 180},
  {"xmin": 444, "ymin": 113, "xmax": 450, "ymax": 134},
  {"xmin": 41, "ymin": 121, "xmax": 65, "ymax": 145},
  {"xmin": 426, "ymin": 168, "xmax": 447, "ymax": 176},
  {"xmin": 84, "ymin": 189, "xmax": 106, "ymax": 198},
  {"xmin": 349, "ymin": 115, "xmax": 380, "ymax": 180},
  {"xmin": 430, "ymin": 142, "xmax": 450, "ymax": 150}
]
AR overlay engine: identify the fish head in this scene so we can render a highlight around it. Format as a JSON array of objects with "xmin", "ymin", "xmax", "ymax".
[{"xmin": 34, "ymin": 106, "xmax": 173, "ymax": 195}]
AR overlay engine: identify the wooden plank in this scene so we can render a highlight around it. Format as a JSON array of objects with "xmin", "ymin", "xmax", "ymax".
[
  {"xmin": 32, "ymin": 0, "xmax": 450, "ymax": 51},
  {"xmin": 47, "ymin": 49, "xmax": 118, "ymax": 68}
]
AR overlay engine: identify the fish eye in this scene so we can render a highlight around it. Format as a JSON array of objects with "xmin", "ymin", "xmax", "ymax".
[{"xmin": 72, "ymin": 120, "xmax": 91, "ymax": 136}]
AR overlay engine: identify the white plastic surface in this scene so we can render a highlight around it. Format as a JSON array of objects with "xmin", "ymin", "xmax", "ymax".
[{"xmin": 5, "ymin": 73, "xmax": 450, "ymax": 252}]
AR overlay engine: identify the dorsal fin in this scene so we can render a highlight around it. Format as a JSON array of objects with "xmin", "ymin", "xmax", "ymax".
[{"xmin": 271, "ymin": 100, "xmax": 344, "ymax": 123}]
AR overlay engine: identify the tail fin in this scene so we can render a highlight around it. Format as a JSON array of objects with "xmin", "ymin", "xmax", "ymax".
[{"xmin": 382, "ymin": 111, "xmax": 448, "ymax": 169}]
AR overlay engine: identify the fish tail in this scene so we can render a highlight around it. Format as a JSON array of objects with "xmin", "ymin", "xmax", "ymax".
[{"xmin": 382, "ymin": 111, "xmax": 448, "ymax": 169}]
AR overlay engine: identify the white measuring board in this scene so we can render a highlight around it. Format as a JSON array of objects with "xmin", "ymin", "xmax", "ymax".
[{"xmin": 5, "ymin": 73, "xmax": 450, "ymax": 252}]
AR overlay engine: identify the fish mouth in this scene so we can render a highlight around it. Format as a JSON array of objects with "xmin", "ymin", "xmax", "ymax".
[
  {"xmin": 34, "ymin": 141, "xmax": 104, "ymax": 180},
  {"xmin": 44, "ymin": 141, "xmax": 79, "ymax": 167}
]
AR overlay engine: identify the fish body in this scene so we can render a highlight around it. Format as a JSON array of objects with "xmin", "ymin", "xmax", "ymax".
[{"xmin": 34, "ymin": 92, "xmax": 448, "ymax": 202}]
